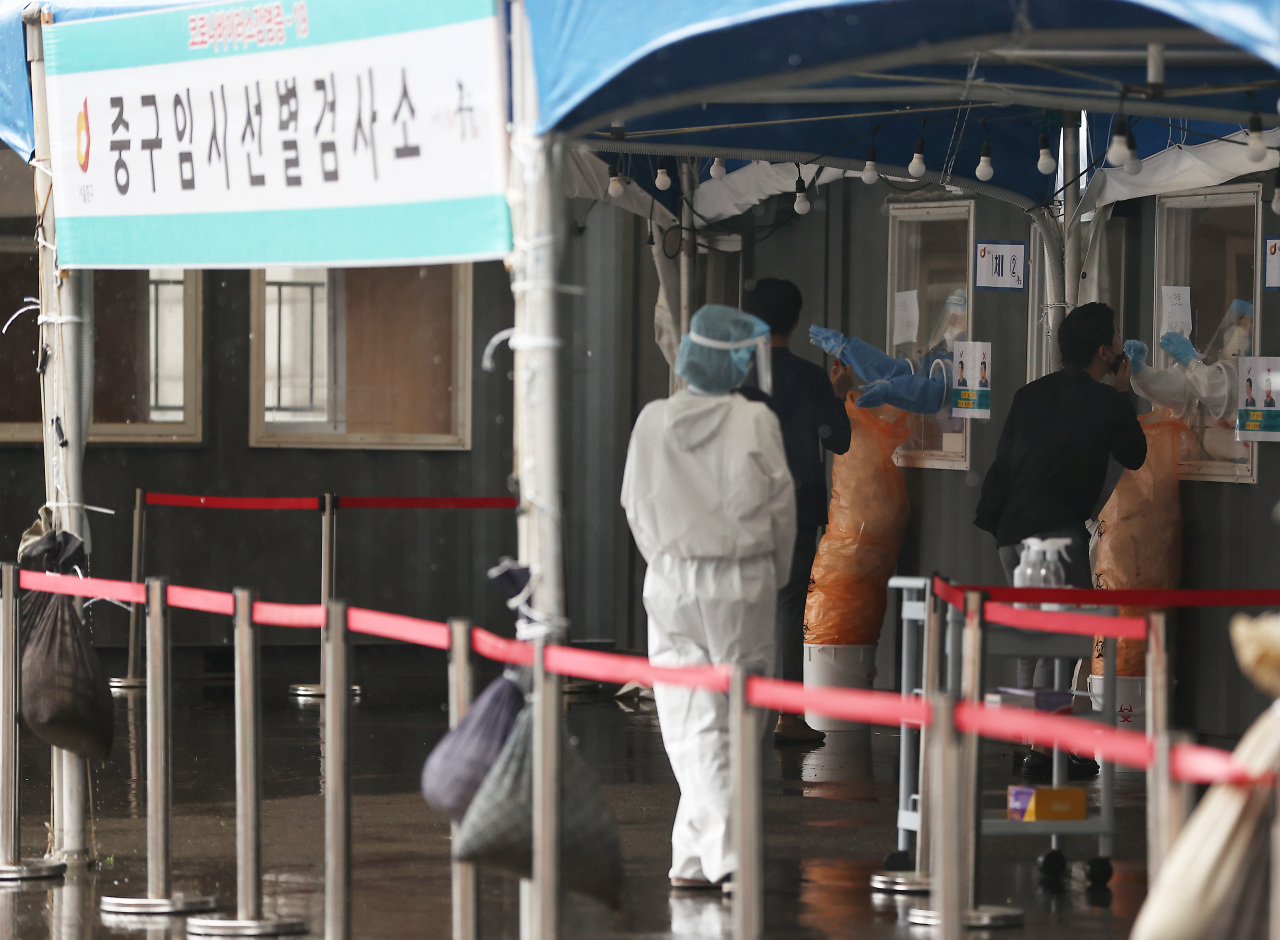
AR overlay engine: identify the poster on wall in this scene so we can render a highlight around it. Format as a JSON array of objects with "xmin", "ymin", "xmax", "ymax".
[
  {"xmin": 1236, "ymin": 357, "xmax": 1280, "ymax": 441},
  {"xmin": 1160, "ymin": 286, "xmax": 1193, "ymax": 336},
  {"xmin": 951, "ymin": 341, "xmax": 991, "ymax": 419},
  {"xmin": 1267, "ymin": 240, "xmax": 1280, "ymax": 290},
  {"xmin": 975, "ymin": 242, "xmax": 1024, "ymax": 290},
  {"xmin": 893, "ymin": 290, "xmax": 920, "ymax": 346}
]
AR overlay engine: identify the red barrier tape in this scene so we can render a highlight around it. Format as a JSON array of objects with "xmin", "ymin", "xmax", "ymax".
[
  {"xmin": 18, "ymin": 570, "xmax": 145, "ymax": 605},
  {"xmin": 544, "ymin": 645, "xmax": 730, "ymax": 692},
  {"xmin": 251, "ymin": 602, "xmax": 326, "ymax": 628},
  {"xmin": 936, "ymin": 576, "xmax": 1280, "ymax": 610},
  {"xmin": 339, "ymin": 496, "xmax": 518, "ymax": 510},
  {"xmin": 984, "ymin": 602, "xmax": 1147, "ymax": 640},
  {"xmin": 167, "ymin": 585, "xmax": 235, "ymax": 616},
  {"xmin": 955, "ymin": 700, "xmax": 1153, "ymax": 770},
  {"xmin": 471, "ymin": 627, "xmax": 534, "ymax": 667},
  {"xmin": 146, "ymin": 493, "xmax": 321, "ymax": 510},
  {"xmin": 349, "ymin": 607, "xmax": 449, "ymax": 650},
  {"xmin": 747, "ymin": 676, "xmax": 931, "ymax": 727},
  {"xmin": 1172, "ymin": 742, "xmax": 1276, "ymax": 786}
]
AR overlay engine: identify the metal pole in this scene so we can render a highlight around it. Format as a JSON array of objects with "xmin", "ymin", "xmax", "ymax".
[
  {"xmin": 730, "ymin": 665, "xmax": 762, "ymax": 940},
  {"xmin": 449, "ymin": 619, "xmax": 477, "ymax": 940},
  {"xmin": 899, "ymin": 600, "xmax": 920, "ymax": 855},
  {"xmin": 1062, "ymin": 112, "xmax": 1082, "ymax": 310},
  {"xmin": 531, "ymin": 639, "xmax": 560, "ymax": 940},
  {"xmin": 101, "ymin": 578, "xmax": 215, "ymax": 915},
  {"xmin": 929, "ymin": 696, "xmax": 962, "ymax": 940},
  {"xmin": 1099, "ymin": 635, "xmax": 1117, "ymax": 859},
  {"xmin": 0, "ymin": 564, "xmax": 63, "ymax": 881},
  {"xmin": 678, "ymin": 158, "xmax": 697, "ymax": 337},
  {"xmin": 323, "ymin": 599, "xmax": 350, "ymax": 940},
  {"xmin": 292, "ymin": 494, "xmax": 338, "ymax": 699},
  {"xmin": 112, "ymin": 489, "xmax": 147, "ymax": 690},
  {"xmin": 188, "ymin": 590, "xmax": 305, "ymax": 936},
  {"xmin": 1145, "ymin": 612, "xmax": 1171, "ymax": 878}
]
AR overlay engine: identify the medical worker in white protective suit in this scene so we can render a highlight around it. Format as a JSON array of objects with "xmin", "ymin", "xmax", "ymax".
[{"xmin": 621, "ymin": 304, "xmax": 796, "ymax": 890}]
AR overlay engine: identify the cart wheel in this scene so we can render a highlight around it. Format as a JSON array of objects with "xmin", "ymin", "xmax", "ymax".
[
  {"xmin": 1037, "ymin": 849, "xmax": 1067, "ymax": 880},
  {"xmin": 1084, "ymin": 857, "xmax": 1113, "ymax": 886},
  {"xmin": 882, "ymin": 850, "xmax": 912, "ymax": 871}
]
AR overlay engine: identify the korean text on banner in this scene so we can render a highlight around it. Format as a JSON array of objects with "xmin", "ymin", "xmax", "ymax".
[
  {"xmin": 42, "ymin": 0, "xmax": 511, "ymax": 269},
  {"xmin": 975, "ymin": 242, "xmax": 1025, "ymax": 290}
]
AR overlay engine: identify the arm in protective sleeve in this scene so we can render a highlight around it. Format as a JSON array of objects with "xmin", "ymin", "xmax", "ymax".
[
  {"xmin": 810, "ymin": 326, "xmax": 913, "ymax": 383},
  {"xmin": 974, "ymin": 395, "xmax": 1017, "ymax": 534},
  {"xmin": 856, "ymin": 372, "xmax": 947, "ymax": 413},
  {"xmin": 1130, "ymin": 365, "xmax": 1196, "ymax": 419},
  {"xmin": 619, "ymin": 423, "xmax": 655, "ymax": 564},
  {"xmin": 1107, "ymin": 392, "xmax": 1147, "ymax": 470},
  {"xmin": 1183, "ymin": 358, "xmax": 1236, "ymax": 420},
  {"xmin": 756, "ymin": 411, "xmax": 797, "ymax": 587}
]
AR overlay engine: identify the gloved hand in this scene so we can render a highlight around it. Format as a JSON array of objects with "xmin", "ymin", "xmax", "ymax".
[
  {"xmin": 855, "ymin": 374, "xmax": 946, "ymax": 413},
  {"xmin": 1159, "ymin": 332, "xmax": 1198, "ymax": 365},
  {"xmin": 1123, "ymin": 339, "xmax": 1148, "ymax": 374},
  {"xmin": 809, "ymin": 325, "xmax": 851, "ymax": 363},
  {"xmin": 810, "ymin": 326, "xmax": 913, "ymax": 383},
  {"xmin": 854, "ymin": 379, "xmax": 893, "ymax": 409}
]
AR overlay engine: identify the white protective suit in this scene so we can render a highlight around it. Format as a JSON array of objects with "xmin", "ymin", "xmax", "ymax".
[
  {"xmin": 621, "ymin": 389, "xmax": 796, "ymax": 883},
  {"xmin": 1130, "ymin": 358, "xmax": 1236, "ymax": 422}
]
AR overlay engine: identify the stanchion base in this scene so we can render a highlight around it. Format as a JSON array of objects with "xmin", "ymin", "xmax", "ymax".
[
  {"xmin": 187, "ymin": 916, "xmax": 308, "ymax": 936},
  {"xmin": 907, "ymin": 904, "xmax": 1024, "ymax": 928},
  {"xmin": 100, "ymin": 894, "xmax": 219, "ymax": 915},
  {"xmin": 109, "ymin": 677, "xmax": 147, "ymax": 691},
  {"xmin": 869, "ymin": 870, "xmax": 930, "ymax": 893},
  {"xmin": 288, "ymin": 684, "xmax": 361, "ymax": 699},
  {"xmin": 0, "ymin": 859, "xmax": 65, "ymax": 881}
]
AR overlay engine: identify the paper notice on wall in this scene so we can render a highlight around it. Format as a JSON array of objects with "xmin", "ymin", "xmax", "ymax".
[
  {"xmin": 1160, "ymin": 286, "xmax": 1193, "ymax": 337},
  {"xmin": 1236, "ymin": 356, "xmax": 1280, "ymax": 441},
  {"xmin": 1266, "ymin": 240, "xmax": 1280, "ymax": 289},
  {"xmin": 951, "ymin": 341, "xmax": 991, "ymax": 419},
  {"xmin": 893, "ymin": 290, "xmax": 919, "ymax": 347}
]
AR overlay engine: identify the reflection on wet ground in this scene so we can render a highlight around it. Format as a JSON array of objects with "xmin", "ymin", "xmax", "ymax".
[{"xmin": 2, "ymin": 678, "xmax": 1147, "ymax": 937}]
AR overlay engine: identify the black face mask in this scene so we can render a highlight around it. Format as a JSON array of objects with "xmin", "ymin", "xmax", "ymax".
[{"xmin": 1108, "ymin": 350, "xmax": 1127, "ymax": 374}]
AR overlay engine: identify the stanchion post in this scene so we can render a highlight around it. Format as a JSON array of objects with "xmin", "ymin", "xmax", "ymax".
[
  {"xmin": 0, "ymin": 563, "xmax": 64, "ymax": 881},
  {"xmin": 112, "ymin": 488, "xmax": 147, "ymax": 691},
  {"xmin": 324, "ymin": 599, "xmax": 351, "ymax": 940},
  {"xmin": 730, "ymin": 664, "xmax": 763, "ymax": 940},
  {"xmin": 101, "ymin": 578, "xmax": 216, "ymax": 915},
  {"xmin": 1144, "ymin": 612, "xmax": 1186, "ymax": 879},
  {"xmin": 188, "ymin": 589, "xmax": 305, "ymax": 936},
  {"xmin": 928, "ymin": 695, "xmax": 962, "ymax": 940},
  {"xmin": 292, "ymin": 494, "xmax": 338, "ymax": 699},
  {"xmin": 449, "ymin": 619, "xmax": 477, "ymax": 940},
  {"xmin": 530, "ymin": 638, "xmax": 560, "ymax": 940}
]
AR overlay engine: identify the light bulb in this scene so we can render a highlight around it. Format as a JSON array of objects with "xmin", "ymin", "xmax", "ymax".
[
  {"xmin": 974, "ymin": 141, "xmax": 993, "ymax": 181},
  {"xmin": 655, "ymin": 167, "xmax": 671, "ymax": 190},
  {"xmin": 908, "ymin": 137, "xmax": 926, "ymax": 178},
  {"xmin": 1248, "ymin": 113, "xmax": 1267, "ymax": 163},
  {"xmin": 607, "ymin": 172, "xmax": 624, "ymax": 199},
  {"xmin": 861, "ymin": 161, "xmax": 879, "ymax": 185},
  {"xmin": 794, "ymin": 179, "xmax": 811, "ymax": 215},
  {"xmin": 1036, "ymin": 133, "xmax": 1057, "ymax": 175},
  {"xmin": 1124, "ymin": 132, "xmax": 1141, "ymax": 175},
  {"xmin": 1106, "ymin": 118, "xmax": 1130, "ymax": 167},
  {"xmin": 1271, "ymin": 188, "xmax": 1280, "ymax": 215},
  {"xmin": 710, "ymin": 157, "xmax": 726, "ymax": 179}
]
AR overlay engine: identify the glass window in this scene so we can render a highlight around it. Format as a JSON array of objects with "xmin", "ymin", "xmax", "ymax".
[
  {"xmin": 1153, "ymin": 186, "xmax": 1259, "ymax": 483},
  {"xmin": 885, "ymin": 202, "xmax": 973, "ymax": 469},
  {"xmin": 0, "ymin": 246, "xmax": 202, "ymax": 443},
  {"xmin": 250, "ymin": 264, "xmax": 472, "ymax": 449}
]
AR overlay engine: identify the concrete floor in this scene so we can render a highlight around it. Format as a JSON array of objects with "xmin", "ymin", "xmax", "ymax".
[{"xmin": 2, "ymin": 677, "xmax": 1150, "ymax": 938}]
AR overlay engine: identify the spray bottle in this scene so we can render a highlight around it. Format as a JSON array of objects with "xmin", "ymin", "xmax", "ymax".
[
  {"xmin": 1037, "ymin": 537, "xmax": 1073, "ymax": 612},
  {"xmin": 1014, "ymin": 538, "xmax": 1044, "ymax": 609}
]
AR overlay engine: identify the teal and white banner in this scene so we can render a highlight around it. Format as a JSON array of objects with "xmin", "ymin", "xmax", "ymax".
[
  {"xmin": 43, "ymin": 0, "xmax": 510, "ymax": 268},
  {"xmin": 1237, "ymin": 356, "xmax": 1280, "ymax": 441},
  {"xmin": 951, "ymin": 340, "xmax": 990, "ymax": 419}
]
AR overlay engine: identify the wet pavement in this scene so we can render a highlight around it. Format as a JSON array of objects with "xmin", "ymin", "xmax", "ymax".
[{"xmin": 4, "ymin": 676, "xmax": 1148, "ymax": 938}]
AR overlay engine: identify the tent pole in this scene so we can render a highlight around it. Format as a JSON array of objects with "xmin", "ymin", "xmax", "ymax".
[
  {"xmin": 1063, "ymin": 112, "xmax": 1082, "ymax": 309},
  {"xmin": 23, "ymin": 5, "xmax": 90, "ymax": 867},
  {"xmin": 678, "ymin": 159, "xmax": 697, "ymax": 335}
]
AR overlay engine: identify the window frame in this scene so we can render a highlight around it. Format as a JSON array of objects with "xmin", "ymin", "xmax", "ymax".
[
  {"xmin": 248, "ymin": 264, "xmax": 473, "ymax": 451},
  {"xmin": 884, "ymin": 200, "xmax": 975, "ymax": 471},
  {"xmin": 1152, "ymin": 183, "xmax": 1260, "ymax": 485},
  {"xmin": 0, "ymin": 257, "xmax": 203, "ymax": 445}
]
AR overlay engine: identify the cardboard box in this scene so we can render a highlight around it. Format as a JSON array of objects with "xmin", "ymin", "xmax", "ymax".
[{"xmin": 1007, "ymin": 786, "xmax": 1086, "ymax": 821}]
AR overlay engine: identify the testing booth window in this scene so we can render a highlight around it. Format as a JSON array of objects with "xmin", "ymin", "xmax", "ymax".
[
  {"xmin": 1153, "ymin": 185, "xmax": 1259, "ymax": 484},
  {"xmin": 885, "ymin": 202, "xmax": 974, "ymax": 469},
  {"xmin": 249, "ymin": 264, "xmax": 473, "ymax": 450},
  {"xmin": 0, "ymin": 242, "xmax": 202, "ymax": 444}
]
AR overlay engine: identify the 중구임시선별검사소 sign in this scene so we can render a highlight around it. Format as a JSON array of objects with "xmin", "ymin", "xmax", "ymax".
[{"xmin": 42, "ymin": 0, "xmax": 510, "ymax": 268}]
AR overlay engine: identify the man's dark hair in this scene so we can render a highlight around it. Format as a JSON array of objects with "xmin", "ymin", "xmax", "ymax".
[
  {"xmin": 742, "ymin": 278, "xmax": 802, "ymax": 335},
  {"xmin": 1058, "ymin": 302, "xmax": 1117, "ymax": 368}
]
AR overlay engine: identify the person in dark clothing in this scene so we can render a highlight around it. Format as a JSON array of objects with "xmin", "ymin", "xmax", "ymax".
[
  {"xmin": 741, "ymin": 278, "xmax": 853, "ymax": 744},
  {"xmin": 975, "ymin": 301, "xmax": 1145, "ymax": 778}
]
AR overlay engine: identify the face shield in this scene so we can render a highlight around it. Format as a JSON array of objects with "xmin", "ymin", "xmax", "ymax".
[{"xmin": 676, "ymin": 306, "xmax": 773, "ymax": 394}]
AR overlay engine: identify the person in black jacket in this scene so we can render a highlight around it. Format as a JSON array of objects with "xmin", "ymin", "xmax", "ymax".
[
  {"xmin": 741, "ymin": 278, "xmax": 853, "ymax": 744},
  {"xmin": 975, "ymin": 301, "xmax": 1146, "ymax": 777}
]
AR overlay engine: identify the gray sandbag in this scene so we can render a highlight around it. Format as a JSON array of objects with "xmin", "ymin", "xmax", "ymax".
[
  {"xmin": 454, "ymin": 707, "xmax": 623, "ymax": 908},
  {"xmin": 422, "ymin": 674, "xmax": 525, "ymax": 821}
]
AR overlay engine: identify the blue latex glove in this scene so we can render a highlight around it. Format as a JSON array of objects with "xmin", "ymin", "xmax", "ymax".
[
  {"xmin": 810, "ymin": 326, "xmax": 913, "ymax": 383},
  {"xmin": 1159, "ymin": 332, "xmax": 1197, "ymax": 365},
  {"xmin": 855, "ymin": 373, "xmax": 946, "ymax": 413},
  {"xmin": 1122, "ymin": 339, "xmax": 1148, "ymax": 375},
  {"xmin": 855, "ymin": 378, "xmax": 893, "ymax": 409}
]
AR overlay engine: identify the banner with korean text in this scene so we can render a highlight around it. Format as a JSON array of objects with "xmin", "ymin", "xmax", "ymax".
[{"xmin": 43, "ymin": 0, "xmax": 510, "ymax": 268}]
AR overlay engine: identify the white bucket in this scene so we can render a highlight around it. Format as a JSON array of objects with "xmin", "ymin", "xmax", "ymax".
[
  {"xmin": 1087, "ymin": 674, "xmax": 1145, "ymax": 772},
  {"xmin": 803, "ymin": 644, "xmax": 877, "ymax": 731}
]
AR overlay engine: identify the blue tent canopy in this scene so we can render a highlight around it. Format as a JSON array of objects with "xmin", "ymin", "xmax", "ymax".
[{"xmin": 526, "ymin": 0, "xmax": 1280, "ymax": 205}]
